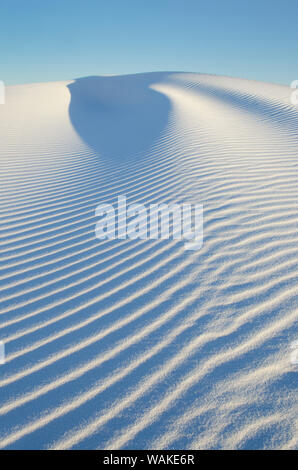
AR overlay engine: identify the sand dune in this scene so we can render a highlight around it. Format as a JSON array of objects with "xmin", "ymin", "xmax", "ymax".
[{"xmin": 0, "ymin": 72, "xmax": 297, "ymax": 449}]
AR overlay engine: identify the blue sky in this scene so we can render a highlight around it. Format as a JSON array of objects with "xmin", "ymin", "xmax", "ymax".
[{"xmin": 1, "ymin": 0, "xmax": 297, "ymax": 86}]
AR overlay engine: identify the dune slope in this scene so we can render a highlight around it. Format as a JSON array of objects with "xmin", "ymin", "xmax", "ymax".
[{"xmin": 0, "ymin": 72, "xmax": 297, "ymax": 449}]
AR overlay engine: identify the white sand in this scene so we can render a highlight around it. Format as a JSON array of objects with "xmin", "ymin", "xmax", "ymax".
[{"xmin": 0, "ymin": 72, "xmax": 297, "ymax": 449}]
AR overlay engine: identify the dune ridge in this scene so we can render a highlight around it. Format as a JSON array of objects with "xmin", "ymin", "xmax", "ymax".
[{"xmin": 0, "ymin": 72, "xmax": 297, "ymax": 449}]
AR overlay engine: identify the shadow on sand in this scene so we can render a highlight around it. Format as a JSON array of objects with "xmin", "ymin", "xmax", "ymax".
[{"xmin": 67, "ymin": 72, "xmax": 172, "ymax": 160}]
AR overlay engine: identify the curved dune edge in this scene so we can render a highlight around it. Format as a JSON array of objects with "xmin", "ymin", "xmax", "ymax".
[{"xmin": 0, "ymin": 72, "xmax": 297, "ymax": 450}]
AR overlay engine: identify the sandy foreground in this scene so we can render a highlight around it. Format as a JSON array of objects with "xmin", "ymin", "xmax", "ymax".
[{"xmin": 0, "ymin": 72, "xmax": 297, "ymax": 449}]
